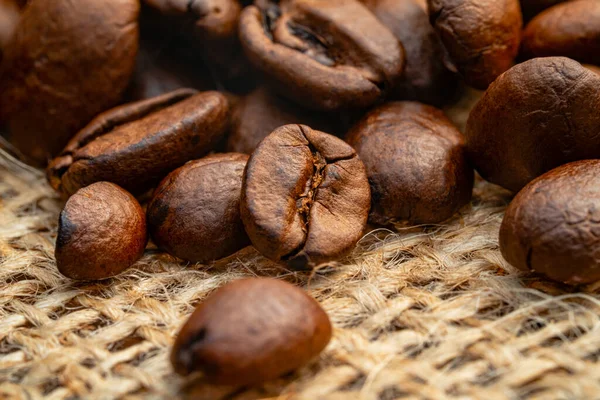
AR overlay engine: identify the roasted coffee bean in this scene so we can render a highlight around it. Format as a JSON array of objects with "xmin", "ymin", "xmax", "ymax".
[
  {"xmin": 226, "ymin": 87, "xmax": 338, "ymax": 154},
  {"xmin": 521, "ymin": 0, "xmax": 600, "ymax": 65},
  {"xmin": 0, "ymin": 0, "xmax": 140, "ymax": 164},
  {"xmin": 56, "ymin": 182, "xmax": 147, "ymax": 280},
  {"xmin": 239, "ymin": 0, "xmax": 405, "ymax": 111},
  {"xmin": 428, "ymin": 0, "xmax": 523, "ymax": 90},
  {"xmin": 520, "ymin": 0, "xmax": 571, "ymax": 20},
  {"xmin": 363, "ymin": 0, "xmax": 457, "ymax": 106},
  {"xmin": 142, "ymin": 0, "xmax": 249, "ymax": 88},
  {"xmin": 241, "ymin": 124, "xmax": 370, "ymax": 269},
  {"xmin": 47, "ymin": 89, "xmax": 229, "ymax": 197},
  {"xmin": 466, "ymin": 57, "xmax": 600, "ymax": 192},
  {"xmin": 347, "ymin": 102, "xmax": 473, "ymax": 225},
  {"xmin": 148, "ymin": 153, "xmax": 250, "ymax": 263},
  {"xmin": 500, "ymin": 160, "xmax": 600, "ymax": 285},
  {"xmin": 171, "ymin": 278, "xmax": 332, "ymax": 385}
]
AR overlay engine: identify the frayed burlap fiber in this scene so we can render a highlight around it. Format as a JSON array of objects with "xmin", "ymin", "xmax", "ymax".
[{"xmin": 2, "ymin": 91, "xmax": 600, "ymax": 399}]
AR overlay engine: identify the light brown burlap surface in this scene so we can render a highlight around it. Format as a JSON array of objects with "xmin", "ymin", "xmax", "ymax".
[{"xmin": 2, "ymin": 91, "xmax": 600, "ymax": 400}]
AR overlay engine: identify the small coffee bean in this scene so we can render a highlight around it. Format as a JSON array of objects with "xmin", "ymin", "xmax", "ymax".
[
  {"xmin": 466, "ymin": 57, "xmax": 600, "ymax": 192},
  {"xmin": 56, "ymin": 182, "xmax": 147, "ymax": 280},
  {"xmin": 226, "ymin": 86, "xmax": 338, "ymax": 154},
  {"xmin": 171, "ymin": 278, "xmax": 332, "ymax": 386},
  {"xmin": 521, "ymin": 0, "xmax": 600, "ymax": 65},
  {"xmin": 0, "ymin": 0, "xmax": 140, "ymax": 164},
  {"xmin": 46, "ymin": 89, "xmax": 230, "ymax": 197},
  {"xmin": 241, "ymin": 124, "xmax": 370, "ymax": 269},
  {"xmin": 347, "ymin": 102, "xmax": 473, "ymax": 225},
  {"xmin": 500, "ymin": 160, "xmax": 600, "ymax": 285},
  {"xmin": 364, "ymin": 0, "xmax": 457, "ymax": 106},
  {"xmin": 520, "ymin": 0, "xmax": 571, "ymax": 20},
  {"xmin": 239, "ymin": 0, "xmax": 405, "ymax": 111},
  {"xmin": 147, "ymin": 153, "xmax": 250, "ymax": 263},
  {"xmin": 428, "ymin": 0, "xmax": 523, "ymax": 90}
]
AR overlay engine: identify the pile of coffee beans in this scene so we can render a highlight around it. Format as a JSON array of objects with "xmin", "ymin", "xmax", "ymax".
[{"xmin": 1, "ymin": 0, "xmax": 599, "ymax": 387}]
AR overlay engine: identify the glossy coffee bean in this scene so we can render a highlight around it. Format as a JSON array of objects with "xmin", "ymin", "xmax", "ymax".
[
  {"xmin": 148, "ymin": 153, "xmax": 250, "ymax": 263},
  {"xmin": 171, "ymin": 278, "xmax": 332, "ymax": 386},
  {"xmin": 500, "ymin": 160, "xmax": 600, "ymax": 285},
  {"xmin": 520, "ymin": 0, "xmax": 570, "ymax": 20},
  {"xmin": 241, "ymin": 124, "xmax": 370, "ymax": 269},
  {"xmin": 56, "ymin": 182, "xmax": 147, "ymax": 280},
  {"xmin": 226, "ymin": 87, "xmax": 338, "ymax": 154},
  {"xmin": 364, "ymin": 0, "xmax": 457, "ymax": 106},
  {"xmin": 521, "ymin": 0, "xmax": 600, "ymax": 65},
  {"xmin": 239, "ymin": 0, "xmax": 405, "ymax": 111},
  {"xmin": 347, "ymin": 102, "xmax": 473, "ymax": 225},
  {"xmin": 0, "ymin": 0, "xmax": 140, "ymax": 164},
  {"xmin": 428, "ymin": 0, "xmax": 523, "ymax": 90},
  {"xmin": 466, "ymin": 57, "xmax": 600, "ymax": 192},
  {"xmin": 47, "ymin": 89, "xmax": 230, "ymax": 197}
]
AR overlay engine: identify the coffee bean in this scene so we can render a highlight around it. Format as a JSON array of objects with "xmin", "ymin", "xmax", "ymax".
[
  {"xmin": 239, "ymin": 0, "xmax": 405, "ymax": 111},
  {"xmin": 520, "ymin": 0, "xmax": 571, "ymax": 20},
  {"xmin": 585, "ymin": 64, "xmax": 600, "ymax": 75},
  {"xmin": 226, "ymin": 86, "xmax": 338, "ymax": 154},
  {"xmin": 56, "ymin": 182, "xmax": 147, "ymax": 280},
  {"xmin": 364, "ymin": 0, "xmax": 457, "ymax": 106},
  {"xmin": 47, "ymin": 89, "xmax": 230, "ymax": 197},
  {"xmin": 500, "ymin": 160, "xmax": 600, "ymax": 285},
  {"xmin": 147, "ymin": 153, "xmax": 250, "ymax": 263},
  {"xmin": 171, "ymin": 278, "xmax": 332, "ymax": 386},
  {"xmin": 521, "ymin": 0, "xmax": 600, "ymax": 65},
  {"xmin": 0, "ymin": 0, "xmax": 140, "ymax": 164},
  {"xmin": 428, "ymin": 0, "xmax": 523, "ymax": 90},
  {"xmin": 241, "ymin": 124, "xmax": 370, "ymax": 269},
  {"xmin": 0, "ymin": 0, "xmax": 21, "ymax": 61},
  {"xmin": 347, "ymin": 102, "xmax": 473, "ymax": 225},
  {"xmin": 466, "ymin": 57, "xmax": 600, "ymax": 192}
]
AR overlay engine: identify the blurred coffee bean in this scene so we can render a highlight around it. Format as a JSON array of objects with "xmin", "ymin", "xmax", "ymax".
[
  {"xmin": 148, "ymin": 153, "xmax": 250, "ymax": 263},
  {"xmin": 47, "ymin": 89, "xmax": 230, "ymax": 197},
  {"xmin": 520, "ymin": 0, "xmax": 571, "ymax": 20},
  {"xmin": 0, "ymin": 0, "xmax": 140, "ymax": 165},
  {"xmin": 428, "ymin": 0, "xmax": 523, "ymax": 90},
  {"xmin": 239, "ymin": 0, "xmax": 405, "ymax": 111},
  {"xmin": 56, "ymin": 182, "xmax": 147, "ymax": 280},
  {"xmin": 0, "ymin": 0, "xmax": 21, "ymax": 61},
  {"xmin": 226, "ymin": 86, "xmax": 339, "ymax": 154},
  {"xmin": 364, "ymin": 0, "xmax": 457, "ymax": 106}
]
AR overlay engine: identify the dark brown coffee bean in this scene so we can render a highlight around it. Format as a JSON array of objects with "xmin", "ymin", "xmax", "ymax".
[
  {"xmin": 226, "ymin": 86, "xmax": 338, "ymax": 154},
  {"xmin": 521, "ymin": 0, "xmax": 600, "ymax": 65},
  {"xmin": 0, "ymin": 0, "xmax": 140, "ymax": 164},
  {"xmin": 364, "ymin": 0, "xmax": 457, "ymax": 106},
  {"xmin": 56, "ymin": 182, "xmax": 147, "ymax": 280},
  {"xmin": 466, "ymin": 57, "xmax": 600, "ymax": 192},
  {"xmin": 47, "ymin": 89, "xmax": 230, "ymax": 197},
  {"xmin": 142, "ymin": 0, "xmax": 249, "ymax": 87},
  {"xmin": 171, "ymin": 278, "xmax": 332, "ymax": 385},
  {"xmin": 347, "ymin": 102, "xmax": 473, "ymax": 225},
  {"xmin": 239, "ymin": 0, "xmax": 405, "ymax": 111},
  {"xmin": 148, "ymin": 153, "xmax": 250, "ymax": 263},
  {"xmin": 428, "ymin": 0, "xmax": 523, "ymax": 90},
  {"xmin": 241, "ymin": 124, "xmax": 370, "ymax": 269},
  {"xmin": 520, "ymin": 0, "xmax": 571, "ymax": 20},
  {"xmin": 500, "ymin": 160, "xmax": 600, "ymax": 285}
]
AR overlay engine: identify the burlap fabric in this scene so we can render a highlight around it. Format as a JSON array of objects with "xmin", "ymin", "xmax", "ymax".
[{"xmin": 2, "ymin": 90, "xmax": 600, "ymax": 399}]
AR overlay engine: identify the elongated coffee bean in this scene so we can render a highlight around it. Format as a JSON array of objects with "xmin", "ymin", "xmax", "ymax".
[
  {"xmin": 171, "ymin": 278, "xmax": 332, "ymax": 386},
  {"xmin": 241, "ymin": 124, "xmax": 371, "ymax": 269}
]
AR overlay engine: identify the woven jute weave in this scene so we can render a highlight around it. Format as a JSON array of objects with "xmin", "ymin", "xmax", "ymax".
[{"xmin": 3, "ymin": 93, "xmax": 600, "ymax": 400}]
